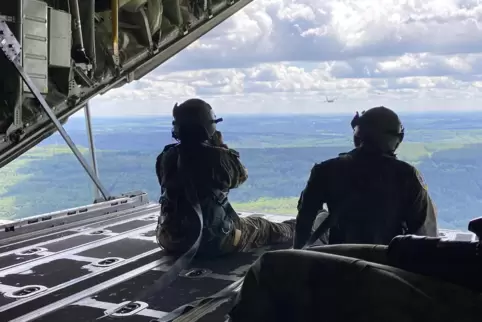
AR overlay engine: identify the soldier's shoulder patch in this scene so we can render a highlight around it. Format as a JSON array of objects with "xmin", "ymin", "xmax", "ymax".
[
  {"xmin": 227, "ymin": 148, "xmax": 240, "ymax": 157},
  {"xmin": 338, "ymin": 152, "xmax": 354, "ymax": 163},
  {"xmin": 415, "ymin": 168, "xmax": 428, "ymax": 190}
]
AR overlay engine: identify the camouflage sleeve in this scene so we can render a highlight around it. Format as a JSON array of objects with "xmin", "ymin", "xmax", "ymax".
[
  {"xmin": 213, "ymin": 147, "xmax": 248, "ymax": 190},
  {"xmin": 405, "ymin": 167, "xmax": 438, "ymax": 237},
  {"xmin": 294, "ymin": 163, "xmax": 327, "ymax": 249}
]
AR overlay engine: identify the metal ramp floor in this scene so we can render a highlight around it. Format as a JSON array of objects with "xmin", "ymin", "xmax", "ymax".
[{"xmin": 0, "ymin": 193, "xmax": 292, "ymax": 322}]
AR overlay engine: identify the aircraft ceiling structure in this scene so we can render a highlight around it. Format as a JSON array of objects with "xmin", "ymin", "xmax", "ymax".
[{"xmin": 0, "ymin": 0, "xmax": 253, "ymax": 169}]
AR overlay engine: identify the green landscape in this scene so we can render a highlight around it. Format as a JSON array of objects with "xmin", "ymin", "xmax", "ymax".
[{"xmin": 1, "ymin": 113, "xmax": 482, "ymax": 231}]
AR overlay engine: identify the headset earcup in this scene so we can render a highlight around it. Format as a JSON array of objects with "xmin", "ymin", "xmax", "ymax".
[
  {"xmin": 171, "ymin": 123, "xmax": 179, "ymax": 140},
  {"xmin": 353, "ymin": 125, "xmax": 362, "ymax": 138}
]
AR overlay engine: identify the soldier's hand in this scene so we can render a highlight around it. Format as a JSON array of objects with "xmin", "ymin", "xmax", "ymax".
[
  {"xmin": 215, "ymin": 131, "xmax": 224, "ymax": 144},
  {"xmin": 212, "ymin": 131, "xmax": 228, "ymax": 148}
]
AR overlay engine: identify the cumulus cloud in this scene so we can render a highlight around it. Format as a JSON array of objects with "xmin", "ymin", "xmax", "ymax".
[{"xmin": 91, "ymin": 0, "xmax": 482, "ymax": 116}]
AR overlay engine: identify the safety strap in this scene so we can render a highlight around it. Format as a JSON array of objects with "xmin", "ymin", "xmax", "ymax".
[
  {"xmin": 97, "ymin": 147, "xmax": 203, "ymax": 320},
  {"xmin": 302, "ymin": 203, "xmax": 410, "ymax": 250},
  {"xmin": 148, "ymin": 153, "xmax": 240, "ymax": 322},
  {"xmin": 155, "ymin": 278, "xmax": 244, "ymax": 322},
  {"xmin": 133, "ymin": 152, "xmax": 203, "ymax": 300},
  {"xmin": 303, "ymin": 213, "xmax": 334, "ymax": 250}
]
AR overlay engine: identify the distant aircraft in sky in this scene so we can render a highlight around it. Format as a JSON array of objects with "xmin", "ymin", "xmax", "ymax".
[{"xmin": 325, "ymin": 96, "xmax": 337, "ymax": 103}]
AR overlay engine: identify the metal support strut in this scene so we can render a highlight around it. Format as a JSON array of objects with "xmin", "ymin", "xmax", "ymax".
[
  {"xmin": 84, "ymin": 103, "xmax": 101, "ymax": 200},
  {"xmin": 0, "ymin": 21, "xmax": 110, "ymax": 201}
]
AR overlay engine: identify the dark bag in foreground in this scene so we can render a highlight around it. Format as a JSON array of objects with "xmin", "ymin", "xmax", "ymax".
[
  {"xmin": 229, "ymin": 248, "xmax": 482, "ymax": 322},
  {"xmin": 387, "ymin": 216, "xmax": 482, "ymax": 293}
]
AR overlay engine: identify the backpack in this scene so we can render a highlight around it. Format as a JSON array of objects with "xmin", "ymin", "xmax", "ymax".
[{"xmin": 196, "ymin": 186, "xmax": 238, "ymax": 257}]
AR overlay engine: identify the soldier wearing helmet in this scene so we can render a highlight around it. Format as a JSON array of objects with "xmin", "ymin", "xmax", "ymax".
[
  {"xmin": 293, "ymin": 106, "xmax": 438, "ymax": 249},
  {"xmin": 155, "ymin": 98, "xmax": 295, "ymax": 257}
]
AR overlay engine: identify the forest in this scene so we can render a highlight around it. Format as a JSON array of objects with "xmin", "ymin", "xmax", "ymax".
[{"xmin": 1, "ymin": 112, "xmax": 482, "ymax": 231}]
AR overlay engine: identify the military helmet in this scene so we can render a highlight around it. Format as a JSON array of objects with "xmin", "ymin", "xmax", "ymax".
[
  {"xmin": 171, "ymin": 98, "xmax": 223, "ymax": 141},
  {"xmin": 351, "ymin": 106, "xmax": 404, "ymax": 153}
]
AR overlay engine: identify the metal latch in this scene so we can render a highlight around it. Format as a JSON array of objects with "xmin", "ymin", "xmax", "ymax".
[
  {"xmin": 142, "ymin": 214, "xmax": 158, "ymax": 221},
  {"xmin": 4, "ymin": 285, "xmax": 47, "ymax": 299},
  {"xmin": 105, "ymin": 301, "xmax": 148, "ymax": 317},
  {"xmin": 92, "ymin": 257, "xmax": 124, "ymax": 267},
  {"xmin": 16, "ymin": 247, "xmax": 47, "ymax": 256},
  {"xmin": 89, "ymin": 229, "xmax": 111, "ymax": 235},
  {"xmin": 183, "ymin": 268, "xmax": 212, "ymax": 278}
]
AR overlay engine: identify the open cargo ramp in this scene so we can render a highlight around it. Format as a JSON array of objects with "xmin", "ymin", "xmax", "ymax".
[{"xmin": 0, "ymin": 194, "xmax": 296, "ymax": 322}]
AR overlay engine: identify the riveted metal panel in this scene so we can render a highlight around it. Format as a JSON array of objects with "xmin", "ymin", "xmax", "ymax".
[
  {"xmin": 22, "ymin": 0, "xmax": 48, "ymax": 93},
  {"xmin": 48, "ymin": 8, "xmax": 71, "ymax": 68}
]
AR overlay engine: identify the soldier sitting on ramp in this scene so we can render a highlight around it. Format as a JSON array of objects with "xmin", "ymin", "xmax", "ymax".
[
  {"xmin": 294, "ymin": 106, "xmax": 438, "ymax": 249},
  {"xmin": 155, "ymin": 98, "xmax": 295, "ymax": 258}
]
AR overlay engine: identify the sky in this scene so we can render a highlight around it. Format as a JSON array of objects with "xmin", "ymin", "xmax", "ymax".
[{"xmin": 87, "ymin": 0, "xmax": 482, "ymax": 116}]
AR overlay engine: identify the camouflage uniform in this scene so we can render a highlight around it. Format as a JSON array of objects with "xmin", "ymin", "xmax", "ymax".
[
  {"xmin": 155, "ymin": 141, "xmax": 295, "ymax": 255},
  {"xmin": 232, "ymin": 215, "xmax": 295, "ymax": 252},
  {"xmin": 294, "ymin": 147, "xmax": 438, "ymax": 249},
  {"xmin": 229, "ymin": 246, "xmax": 482, "ymax": 322}
]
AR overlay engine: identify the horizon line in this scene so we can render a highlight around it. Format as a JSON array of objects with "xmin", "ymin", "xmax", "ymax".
[{"xmin": 75, "ymin": 110, "xmax": 482, "ymax": 118}]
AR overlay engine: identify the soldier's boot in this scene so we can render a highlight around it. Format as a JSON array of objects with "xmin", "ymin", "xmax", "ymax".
[{"xmin": 269, "ymin": 219, "xmax": 296, "ymax": 244}]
